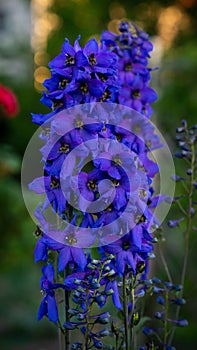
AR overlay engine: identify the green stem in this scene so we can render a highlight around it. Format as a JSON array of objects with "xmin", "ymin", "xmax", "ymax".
[
  {"xmin": 163, "ymin": 291, "xmax": 169, "ymax": 349},
  {"xmin": 65, "ymin": 266, "xmax": 70, "ymax": 350},
  {"xmin": 169, "ymin": 141, "xmax": 195, "ymax": 344},
  {"xmin": 123, "ymin": 272, "xmax": 129, "ymax": 350},
  {"xmin": 158, "ymin": 245, "xmax": 173, "ymax": 283},
  {"xmin": 84, "ymin": 289, "xmax": 90, "ymax": 350},
  {"xmin": 129, "ymin": 276, "xmax": 135, "ymax": 349}
]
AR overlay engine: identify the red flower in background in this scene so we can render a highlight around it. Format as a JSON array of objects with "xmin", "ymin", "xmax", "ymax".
[{"xmin": 0, "ymin": 84, "xmax": 19, "ymax": 118}]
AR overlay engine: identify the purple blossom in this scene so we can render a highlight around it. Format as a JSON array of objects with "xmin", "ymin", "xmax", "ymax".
[
  {"xmin": 100, "ymin": 21, "xmax": 157, "ymax": 117},
  {"xmin": 38, "ymin": 264, "xmax": 61, "ymax": 323}
]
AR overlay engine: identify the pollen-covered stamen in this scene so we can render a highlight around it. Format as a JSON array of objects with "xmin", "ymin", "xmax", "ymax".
[
  {"xmin": 87, "ymin": 180, "xmax": 97, "ymax": 191},
  {"xmin": 124, "ymin": 63, "xmax": 132, "ymax": 72},
  {"xmin": 34, "ymin": 225, "xmax": 43, "ymax": 237},
  {"xmin": 75, "ymin": 119, "xmax": 84, "ymax": 129},
  {"xmin": 100, "ymin": 89, "xmax": 111, "ymax": 101},
  {"xmin": 116, "ymin": 134, "xmax": 122, "ymax": 142},
  {"xmin": 97, "ymin": 73, "xmax": 107, "ymax": 82},
  {"xmin": 80, "ymin": 82, "xmax": 88, "ymax": 93},
  {"xmin": 65, "ymin": 233, "xmax": 77, "ymax": 245},
  {"xmin": 106, "ymin": 204, "xmax": 113, "ymax": 212},
  {"xmin": 135, "ymin": 213, "xmax": 146, "ymax": 224},
  {"xmin": 113, "ymin": 156, "xmax": 122, "ymax": 166},
  {"xmin": 122, "ymin": 240, "xmax": 130, "ymax": 250},
  {"xmin": 52, "ymin": 101, "xmax": 64, "ymax": 110},
  {"xmin": 112, "ymin": 179, "xmax": 120, "ymax": 187},
  {"xmin": 59, "ymin": 142, "xmax": 70, "ymax": 153},
  {"xmin": 146, "ymin": 140, "xmax": 152, "ymax": 149},
  {"xmin": 138, "ymin": 189, "xmax": 147, "ymax": 198},
  {"xmin": 132, "ymin": 89, "xmax": 141, "ymax": 98},
  {"xmin": 89, "ymin": 53, "xmax": 97, "ymax": 65},
  {"xmin": 65, "ymin": 53, "xmax": 75, "ymax": 65},
  {"xmin": 59, "ymin": 79, "xmax": 69, "ymax": 89},
  {"xmin": 50, "ymin": 177, "xmax": 59, "ymax": 189}
]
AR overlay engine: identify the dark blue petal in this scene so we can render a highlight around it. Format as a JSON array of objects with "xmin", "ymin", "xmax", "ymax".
[
  {"xmin": 75, "ymin": 51, "xmax": 89, "ymax": 67},
  {"xmin": 84, "ymin": 38, "xmax": 98, "ymax": 56},
  {"xmin": 88, "ymin": 79, "xmax": 105, "ymax": 98},
  {"xmin": 47, "ymin": 295, "xmax": 58, "ymax": 323},
  {"xmin": 58, "ymin": 247, "xmax": 71, "ymax": 272},
  {"xmin": 62, "ymin": 38, "xmax": 75, "ymax": 56},
  {"xmin": 38, "ymin": 297, "xmax": 47, "ymax": 320},
  {"xmin": 71, "ymin": 247, "xmax": 87, "ymax": 270},
  {"xmin": 34, "ymin": 240, "xmax": 47, "ymax": 263},
  {"xmin": 49, "ymin": 53, "xmax": 66, "ymax": 68}
]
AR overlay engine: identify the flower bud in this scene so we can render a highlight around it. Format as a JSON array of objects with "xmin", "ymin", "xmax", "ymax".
[
  {"xmin": 177, "ymin": 319, "xmax": 188, "ymax": 327},
  {"xmin": 155, "ymin": 311, "xmax": 163, "ymax": 319},
  {"xmin": 187, "ymin": 168, "xmax": 192, "ymax": 175},
  {"xmin": 98, "ymin": 316, "xmax": 110, "ymax": 324},
  {"xmin": 131, "ymin": 312, "xmax": 140, "ymax": 326},
  {"xmin": 77, "ymin": 313, "xmax": 85, "ymax": 320},
  {"xmin": 105, "ymin": 288, "xmax": 114, "ymax": 296},
  {"xmin": 156, "ymin": 296, "xmax": 165, "ymax": 305},
  {"xmin": 176, "ymin": 126, "xmax": 185, "ymax": 133},
  {"xmin": 143, "ymin": 327, "xmax": 153, "ymax": 336},
  {"xmin": 172, "ymin": 284, "xmax": 182, "ymax": 291},
  {"xmin": 95, "ymin": 295, "xmax": 105, "ymax": 304},
  {"xmin": 152, "ymin": 277, "xmax": 161, "ymax": 284},
  {"xmin": 136, "ymin": 261, "xmax": 146, "ymax": 274},
  {"xmin": 107, "ymin": 269, "xmax": 116, "ymax": 277},
  {"xmin": 99, "ymin": 329, "xmax": 110, "ymax": 337},
  {"xmin": 171, "ymin": 298, "xmax": 186, "ymax": 305},
  {"xmin": 164, "ymin": 281, "xmax": 173, "ymax": 289},
  {"xmin": 94, "ymin": 340, "xmax": 103, "ymax": 349}
]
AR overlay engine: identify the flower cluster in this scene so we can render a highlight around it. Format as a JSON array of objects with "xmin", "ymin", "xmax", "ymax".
[
  {"xmin": 28, "ymin": 21, "xmax": 166, "ymax": 349},
  {"xmin": 101, "ymin": 21, "xmax": 157, "ymax": 118},
  {"xmin": 32, "ymin": 37, "xmax": 118, "ymax": 125}
]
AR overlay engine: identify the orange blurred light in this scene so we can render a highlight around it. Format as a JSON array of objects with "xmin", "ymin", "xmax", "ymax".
[
  {"xmin": 179, "ymin": 0, "xmax": 196, "ymax": 8},
  {"xmin": 109, "ymin": 3, "xmax": 126, "ymax": 20},
  {"xmin": 157, "ymin": 5, "xmax": 190, "ymax": 49}
]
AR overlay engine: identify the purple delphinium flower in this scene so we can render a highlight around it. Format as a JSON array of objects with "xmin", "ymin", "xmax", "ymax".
[
  {"xmin": 32, "ymin": 38, "xmax": 119, "ymax": 125},
  {"xmin": 38, "ymin": 263, "xmax": 61, "ymax": 323},
  {"xmin": 101, "ymin": 231, "xmax": 153, "ymax": 276},
  {"xmin": 29, "ymin": 175, "xmax": 66, "ymax": 214},
  {"xmin": 100, "ymin": 21, "xmax": 157, "ymax": 118}
]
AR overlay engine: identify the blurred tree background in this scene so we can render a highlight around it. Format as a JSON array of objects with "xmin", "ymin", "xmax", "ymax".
[{"xmin": 0, "ymin": 0, "xmax": 196, "ymax": 349}]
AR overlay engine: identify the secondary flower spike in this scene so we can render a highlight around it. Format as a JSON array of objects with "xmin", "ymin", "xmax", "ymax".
[{"xmin": 101, "ymin": 21, "xmax": 157, "ymax": 117}]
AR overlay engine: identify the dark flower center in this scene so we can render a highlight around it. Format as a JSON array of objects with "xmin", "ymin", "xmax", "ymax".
[
  {"xmin": 135, "ymin": 213, "xmax": 146, "ymax": 224},
  {"xmin": 97, "ymin": 73, "xmax": 107, "ymax": 82},
  {"xmin": 65, "ymin": 53, "xmax": 75, "ymax": 65},
  {"xmin": 34, "ymin": 225, "xmax": 43, "ymax": 237},
  {"xmin": 59, "ymin": 79, "xmax": 69, "ymax": 89},
  {"xmin": 59, "ymin": 142, "xmax": 70, "ymax": 153},
  {"xmin": 122, "ymin": 240, "xmax": 130, "ymax": 250},
  {"xmin": 52, "ymin": 100, "xmax": 64, "ymax": 110},
  {"xmin": 87, "ymin": 180, "xmax": 97, "ymax": 191},
  {"xmin": 146, "ymin": 140, "xmax": 152, "ymax": 148},
  {"xmin": 112, "ymin": 179, "xmax": 120, "ymax": 187},
  {"xmin": 116, "ymin": 134, "xmax": 122, "ymax": 142},
  {"xmin": 100, "ymin": 89, "xmax": 111, "ymax": 102},
  {"xmin": 80, "ymin": 82, "xmax": 88, "ymax": 93},
  {"xmin": 138, "ymin": 189, "xmax": 147, "ymax": 198},
  {"xmin": 89, "ymin": 53, "xmax": 97, "ymax": 65},
  {"xmin": 65, "ymin": 233, "xmax": 77, "ymax": 245},
  {"xmin": 124, "ymin": 63, "xmax": 132, "ymax": 72},
  {"xmin": 50, "ymin": 177, "xmax": 59, "ymax": 189},
  {"xmin": 75, "ymin": 119, "xmax": 84, "ymax": 129},
  {"xmin": 113, "ymin": 156, "xmax": 122, "ymax": 166},
  {"xmin": 132, "ymin": 89, "xmax": 141, "ymax": 98}
]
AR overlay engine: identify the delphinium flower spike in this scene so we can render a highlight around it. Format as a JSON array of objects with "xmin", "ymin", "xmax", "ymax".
[{"xmin": 28, "ymin": 20, "xmax": 165, "ymax": 350}]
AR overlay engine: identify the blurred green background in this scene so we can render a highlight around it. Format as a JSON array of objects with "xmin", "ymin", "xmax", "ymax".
[{"xmin": 0, "ymin": 0, "xmax": 196, "ymax": 349}]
